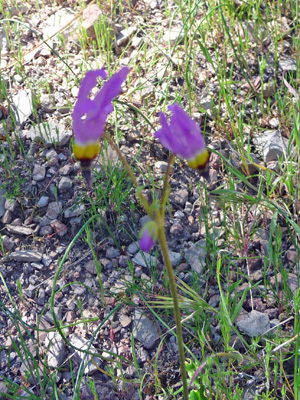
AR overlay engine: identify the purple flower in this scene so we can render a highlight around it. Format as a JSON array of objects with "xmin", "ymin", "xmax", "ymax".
[
  {"xmin": 139, "ymin": 221, "xmax": 158, "ymax": 252},
  {"xmin": 72, "ymin": 67, "xmax": 129, "ymax": 186},
  {"xmin": 73, "ymin": 67, "xmax": 129, "ymax": 146},
  {"xmin": 154, "ymin": 103, "xmax": 209, "ymax": 170}
]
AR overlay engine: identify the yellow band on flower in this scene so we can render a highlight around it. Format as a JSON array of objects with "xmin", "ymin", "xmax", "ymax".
[
  {"xmin": 187, "ymin": 149, "xmax": 210, "ymax": 169},
  {"xmin": 73, "ymin": 141, "xmax": 100, "ymax": 161}
]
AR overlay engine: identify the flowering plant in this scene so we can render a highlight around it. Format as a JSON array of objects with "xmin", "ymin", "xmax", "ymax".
[{"xmin": 72, "ymin": 69, "xmax": 209, "ymax": 400}]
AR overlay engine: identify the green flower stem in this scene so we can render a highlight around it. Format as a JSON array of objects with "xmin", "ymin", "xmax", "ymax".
[
  {"xmin": 156, "ymin": 214, "xmax": 189, "ymax": 400},
  {"xmin": 103, "ymin": 133, "xmax": 152, "ymax": 216},
  {"xmin": 106, "ymin": 134, "xmax": 188, "ymax": 399}
]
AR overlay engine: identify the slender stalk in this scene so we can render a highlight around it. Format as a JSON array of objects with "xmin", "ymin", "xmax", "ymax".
[
  {"xmin": 157, "ymin": 152, "xmax": 189, "ymax": 399},
  {"xmin": 107, "ymin": 134, "xmax": 188, "ymax": 399},
  {"xmin": 156, "ymin": 217, "xmax": 189, "ymax": 400}
]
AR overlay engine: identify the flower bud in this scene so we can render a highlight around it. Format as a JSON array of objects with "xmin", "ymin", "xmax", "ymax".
[{"xmin": 139, "ymin": 221, "xmax": 158, "ymax": 252}]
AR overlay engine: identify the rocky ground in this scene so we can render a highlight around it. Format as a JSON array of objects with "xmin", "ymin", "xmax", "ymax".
[{"xmin": 0, "ymin": 0, "xmax": 299, "ymax": 399}]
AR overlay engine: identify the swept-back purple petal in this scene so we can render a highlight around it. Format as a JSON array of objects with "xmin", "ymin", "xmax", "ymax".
[
  {"xmin": 93, "ymin": 67, "xmax": 130, "ymax": 108},
  {"xmin": 155, "ymin": 103, "xmax": 206, "ymax": 160},
  {"xmin": 73, "ymin": 67, "xmax": 129, "ymax": 143},
  {"xmin": 76, "ymin": 69, "xmax": 107, "ymax": 101}
]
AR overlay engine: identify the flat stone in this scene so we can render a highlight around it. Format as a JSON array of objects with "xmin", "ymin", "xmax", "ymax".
[
  {"xmin": 69, "ymin": 333, "xmax": 102, "ymax": 375},
  {"xmin": 6, "ymin": 225, "xmax": 34, "ymax": 236},
  {"xmin": 23, "ymin": 284, "xmax": 35, "ymax": 298},
  {"xmin": 42, "ymin": 254, "xmax": 52, "ymax": 267},
  {"xmin": 279, "ymin": 58, "xmax": 297, "ymax": 71},
  {"xmin": 132, "ymin": 252, "xmax": 157, "ymax": 268},
  {"xmin": 185, "ymin": 240, "xmax": 207, "ymax": 274},
  {"xmin": 44, "ymin": 306, "xmax": 62, "ymax": 325},
  {"xmin": 46, "ymin": 202, "xmax": 62, "ymax": 219},
  {"xmin": 116, "ymin": 25, "xmax": 137, "ymax": 47},
  {"xmin": 85, "ymin": 260, "xmax": 96, "ymax": 274},
  {"xmin": 5, "ymin": 198, "xmax": 17, "ymax": 212},
  {"xmin": 169, "ymin": 251, "xmax": 181, "ymax": 267},
  {"xmin": 170, "ymin": 220, "xmax": 183, "ymax": 236},
  {"xmin": 40, "ymin": 93, "xmax": 55, "ymax": 112},
  {"xmin": 2, "ymin": 235, "xmax": 14, "ymax": 250},
  {"xmin": 269, "ymin": 118, "xmax": 279, "ymax": 128},
  {"xmin": 50, "ymin": 220, "xmax": 68, "ymax": 237},
  {"xmin": 169, "ymin": 189, "xmax": 188, "ymax": 207},
  {"xmin": 133, "ymin": 309, "xmax": 159, "ymax": 349},
  {"xmin": 12, "ymin": 89, "xmax": 33, "ymax": 127},
  {"xmin": 37, "ymin": 196, "xmax": 49, "ymax": 208},
  {"xmin": 58, "ymin": 177, "xmax": 72, "ymax": 192},
  {"xmin": 119, "ymin": 313, "xmax": 132, "ymax": 328},
  {"xmin": 45, "ymin": 332, "xmax": 65, "ymax": 368},
  {"xmin": 255, "ymin": 130, "xmax": 288, "ymax": 163},
  {"xmin": 71, "ymin": 86, "xmax": 79, "ymax": 98},
  {"xmin": 43, "ymin": 9, "xmax": 75, "ymax": 39},
  {"xmin": 2, "ymin": 210, "xmax": 11, "ymax": 224},
  {"xmin": 82, "ymin": 4, "xmax": 103, "ymax": 39},
  {"xmin": 154, "ymin": 161, "xmax": 169, "ymax": 172},
  {"xmin": 9, "ymin": 250, "xmax": 42, "ymax": 262},
  {"xmin": 59, "ymin": 164, "xmax": 74, "ymax": 176},
  {"xmin": 198, "ymin": 89, "xmax": 213, "ymax": 111},
  {"xmin": 106, "ymin": 247, "xmax": 120, "ymax": 259},
  {"xmin": 71, "ymin": 283, "xmax": 86, "ymax": 295},
  {"xmin": 127, "ymin": 241, "xmax": 139, "ymax": 255},
  {"xmin": 38, "ymin": 215, "xmax": 52, "ymax": 227},
  {"xmin": 236, "ymin": 310, "xmax": 270, "ymax": 337},
  {"xmin": 22, "ymin": 122, "xmax": 72, "ymax": 146},
  {"xmin": 32, "ymin": 164, "xmax": 46, "ymax": 181},
  {"xmin": 31, "ymin": 262, "xmax": 44, "ymax": 270},
  {"xmin": 64, "ymin": 204, "xmax": 85, "ymax": 218}
]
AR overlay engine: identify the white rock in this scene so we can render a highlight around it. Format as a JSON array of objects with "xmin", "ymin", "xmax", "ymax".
[
  {"xmin": 185, "ymin": 240, "xmax": 206, "ymax": 274},
  {"xmin": 133, "ymin": 309, "xmax": 159, "ymax": 348},
  {"xmin": 43, "ymin": 9, "xmax": 75, "ymax": 39},
  {"xmin": 32, "ymin": 164, "xmax": 46, "ymax": 181},
  {"xmin": 12, "ymin": 89, "xmax": 33, "ymax": 127},
  {"xmin": 236, "ymin": 310, "xmax": 270, "ymax": 337},
  {"xmin": 21, "ymin": 122, "xmax": 72, "ymax": 146},
  {"xmin": 6, "ymin": 225, "xmax": 34, "ymax": 236},
  {"xmin": 45, "ymin": 332, "xmax": 65, "ymax": 367},
  {"xmin": 8, "ymin": 250, "xmax": 42, "ymax": 262},
  {"xmin": 255, "ymin": 130, "xmax": 288, "ymax": 163},
  {"xmin": 115, "ymin": 25, "xmax": 137, "ymax": 47},
  {"xmin": 69, "ymin": 333, "xmax": 102, "ymax": 375},
  {"xmin": 132, "ymin": 252, "xmax": 157, "ymax": 268},
  {"xmin": 279, "ymin": 58, "xmax": 297, "ymax": 71}
]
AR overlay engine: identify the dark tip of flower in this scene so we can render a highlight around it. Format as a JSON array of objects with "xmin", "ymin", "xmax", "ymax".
[
  {"xmin": 80, "ymin": 161, "xmax": 93, "ymax": 188},
  {"xmin": 196, "ymin": 152, "xmax": 210, "ymax": 180},
  {"xmin": 197, "ymin": 164, "xmax": 210, "ymax": 181},
  {"xmin": 81, "ymin": 168, "xmax": 93, "ymax": 188},
  {"xmin": 80, "ymin": 159, "xmax": 93, "ymax": 168}
]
